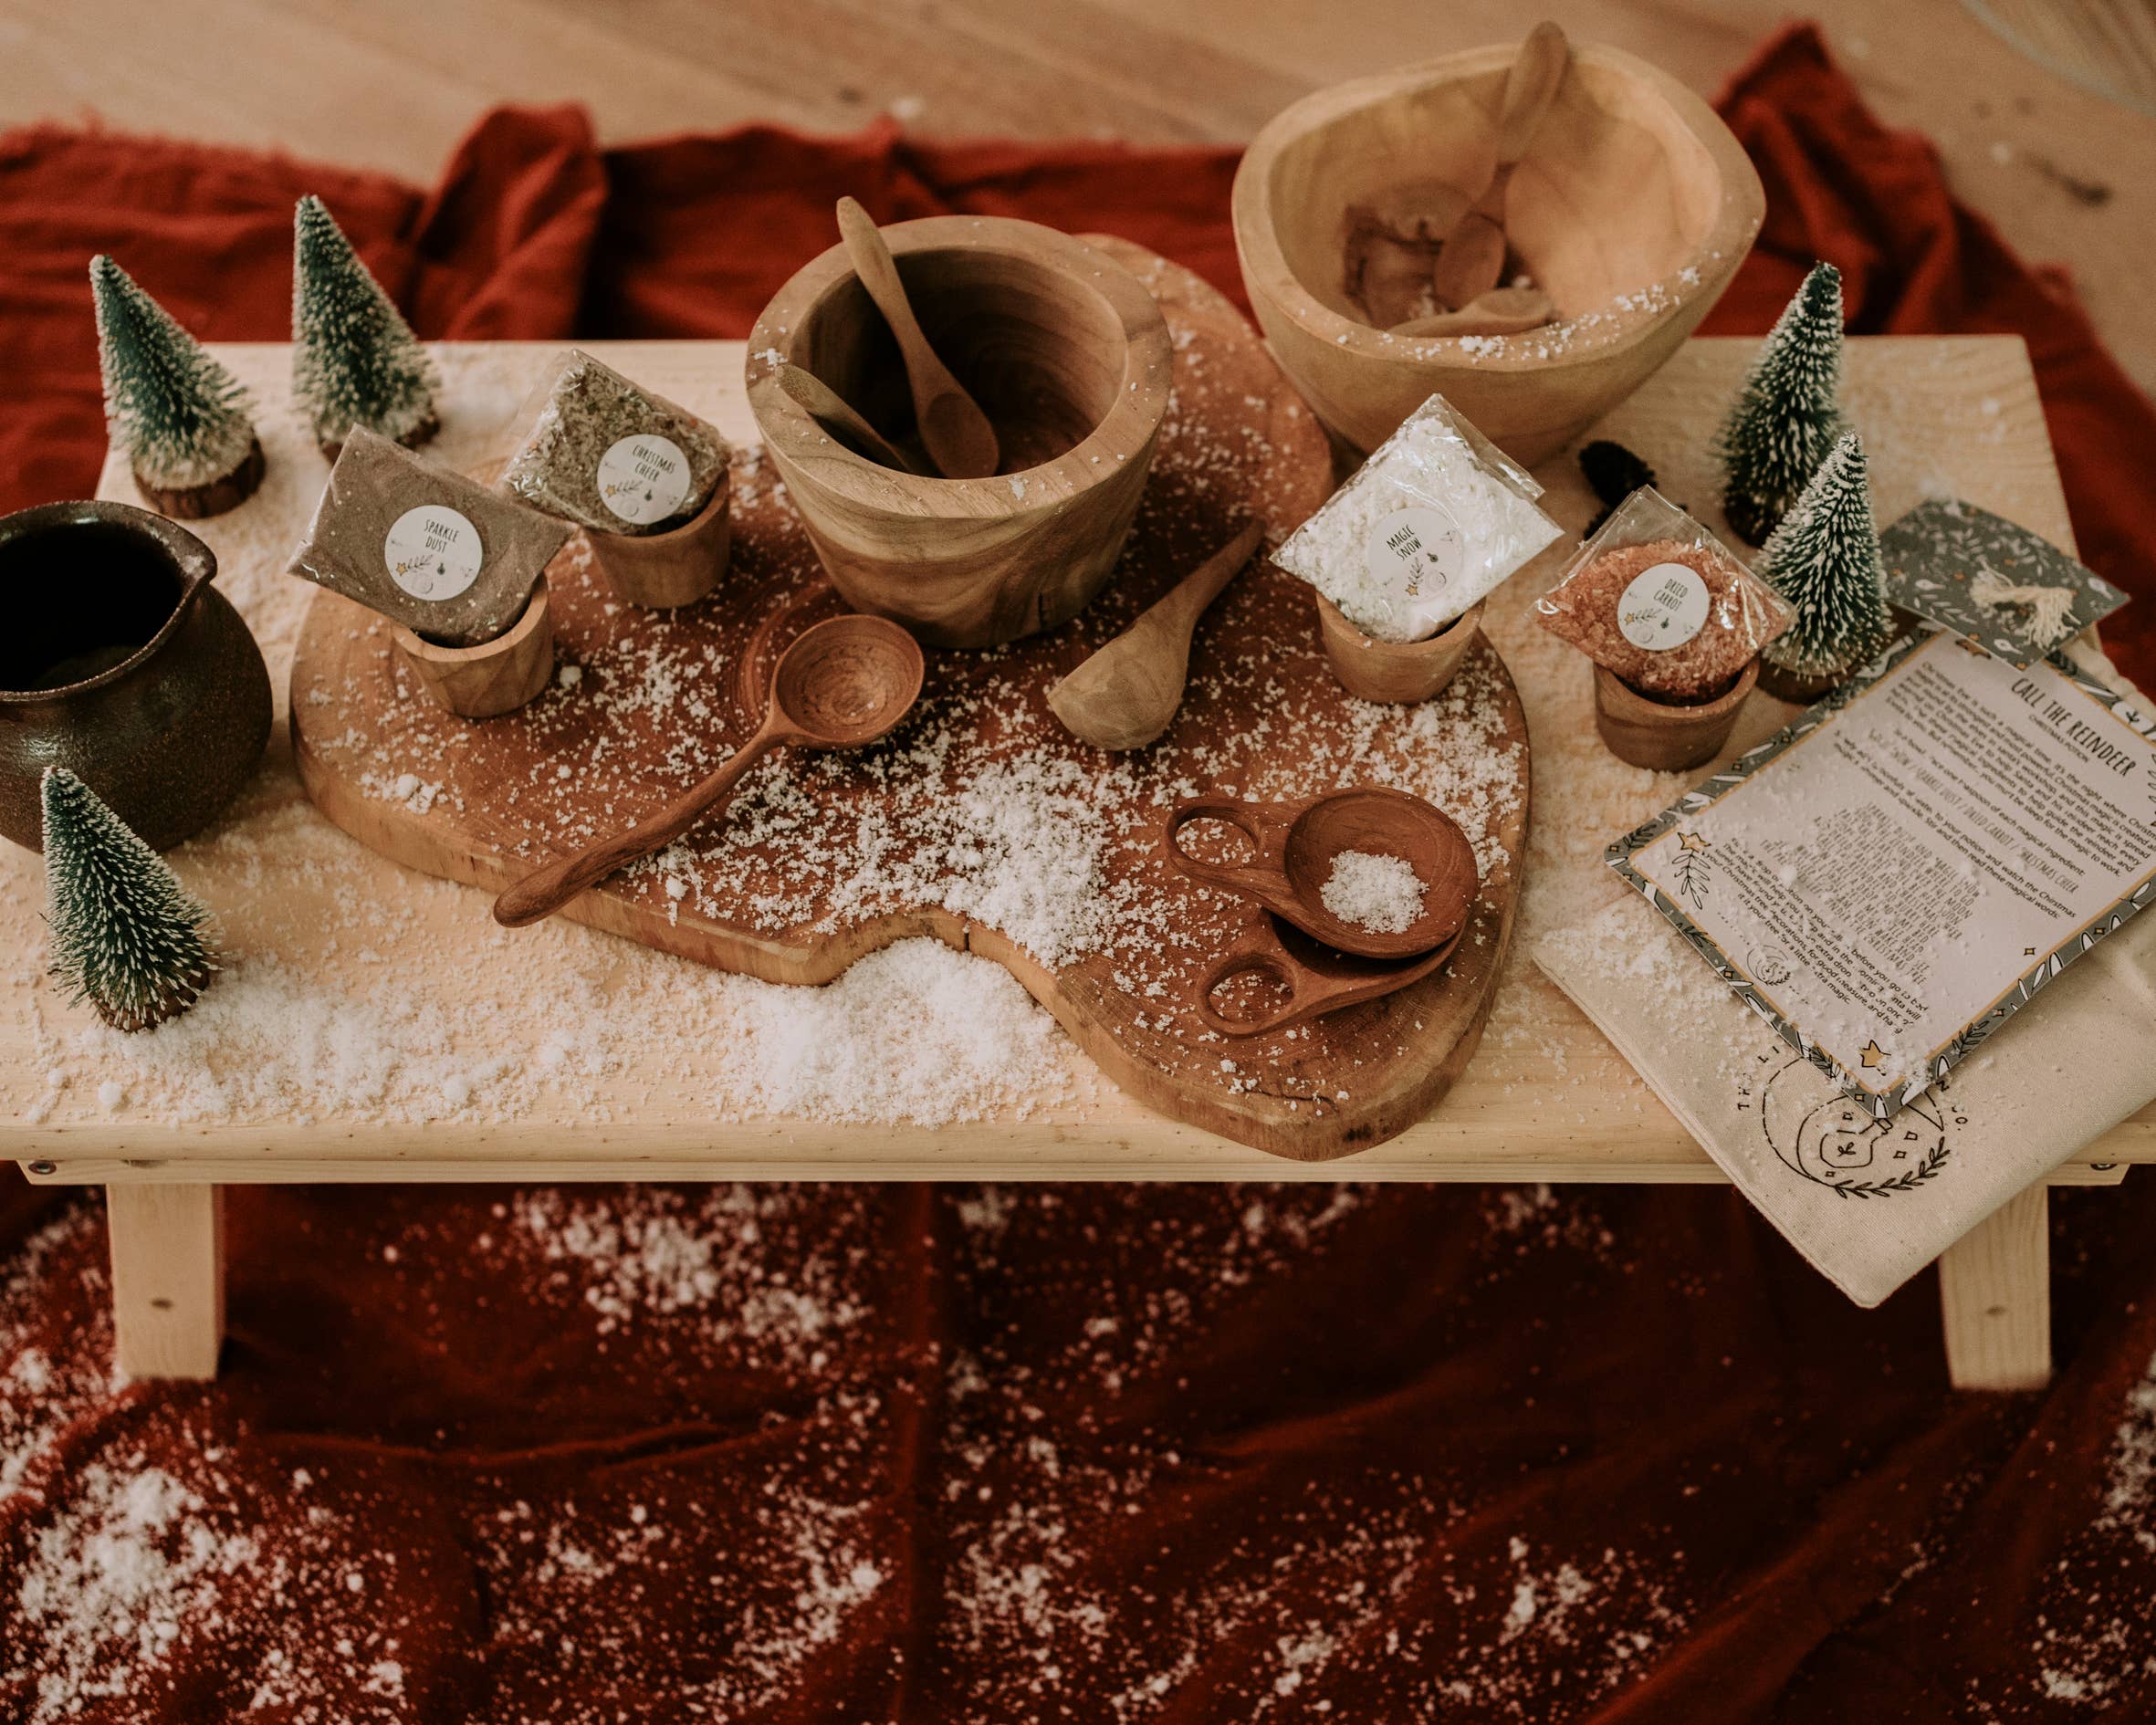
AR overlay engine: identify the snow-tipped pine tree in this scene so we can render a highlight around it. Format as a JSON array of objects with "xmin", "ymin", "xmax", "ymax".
[
  {"xmin": 43, "ymin": 768, "xmax": 218, "ymax": 1033},
  {"xmin": 291, "ymin": 194, "xmax": 439, "ymax": 457},
  {"xmin": 1717, "ymin": 261, "xmax": 1847, "ymax": 545},
  {"xmin": 91, "ymin": 255, "xmax": 259, "ymax": 502},
  {"xmin": 1759, "ymin": 432, "xmax": 1892, "ymax": 684}
]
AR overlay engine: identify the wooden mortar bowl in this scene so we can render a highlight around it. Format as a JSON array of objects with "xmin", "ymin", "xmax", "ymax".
[
  {"xmin": 1314, "ymin": 593, "xmax": 1484, "ymax": 705},
  {"xmin": 392, "ymin": 578, "xmax": 555, "ymax": 719},
  {"xmin": 1233, "ymin": 40, "xmax": 1764, "ymax": 463},
  {"xmin": 1593, "ymin": 657, "xmax": 1757, "ymax": 772},
  {"xmin": 747, "ymin": 216, "xmax": 1173, "ymax": 650}
]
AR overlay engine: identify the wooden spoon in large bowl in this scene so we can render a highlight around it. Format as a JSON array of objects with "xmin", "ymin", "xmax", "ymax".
[
  {"xmin": 835, "ymin": 196, "xmax": 1001, "ymax": 479},
  {"xmin": 493, "ymin": 614, "xmax": 925, "ymax": 927},
  {"xmin": 1429, "ymin": 21, "xmax": 1571, "ymax": 311}
]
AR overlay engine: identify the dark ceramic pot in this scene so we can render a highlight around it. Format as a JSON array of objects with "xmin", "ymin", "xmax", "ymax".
[{"xmin": 0, "ymin": 500, "xmax": 271, "ymax": 852}]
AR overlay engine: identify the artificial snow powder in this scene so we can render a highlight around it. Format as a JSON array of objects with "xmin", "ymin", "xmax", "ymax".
[
  {"xmin": 1272, "ymin": 395, "xmax": 1561, "ymax": 642},
  {"xmin": 1319, "ymin": 851, "xmax": 1425, "ymax": 935}
]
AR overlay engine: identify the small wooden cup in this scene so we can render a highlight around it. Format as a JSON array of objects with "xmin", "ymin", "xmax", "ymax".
[
  {"xmin": 391, "ymin": 578, "xmax": 554, "ymax": 719},
  {"xmin": 1314, "ymin": 594, "xmax": 1484, "ymax": 704},
  {"xmin": 1755, "ymin": 655, "xmax": 1843, "ymax": 706},
  {"xmin": 585, "ymin": 475, "xmax": 731, "ymax": 609},
  {"xmin": 1594, "ymin": 658, "xmax": 1757, "ymax": 772}
]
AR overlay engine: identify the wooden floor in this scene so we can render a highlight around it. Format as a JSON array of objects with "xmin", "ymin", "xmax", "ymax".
[{"xmin": 4, "ymin": 0, "xmax": 2152, "ymax": 391}]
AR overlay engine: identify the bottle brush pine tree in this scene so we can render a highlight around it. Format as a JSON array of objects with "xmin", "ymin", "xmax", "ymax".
[
  {"xmin": 43, "ymin": 768, "xmax": 218, "ymax": 1033},
  {"xmin": 291, "ymin": 194, "xmax": 439, "ymax": 458},
  {"xmin": 1759, "ymin": 431, "xmax": 1893, "ymax": 685},
  {"xmin": 1716, "ymin": 260, "xmax": 1847, "ymax": 546},
  {"xmin": 91, "ymin": 255, "xmax": 262, "ymax": 514}
]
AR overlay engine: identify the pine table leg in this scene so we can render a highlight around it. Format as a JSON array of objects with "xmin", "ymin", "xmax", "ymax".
[
  {"xmin": 106, "ymin": 1184, "xmax": 226, "ymax": 1381},
  {"xmin": 1938, "ymin": 1186, "xmax": 2051, "ymax": 1392}
]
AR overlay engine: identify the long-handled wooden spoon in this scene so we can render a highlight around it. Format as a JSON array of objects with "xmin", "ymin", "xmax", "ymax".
[
  {"xmin": 1048, "ymin": 520, "xmax": 1264, "ymax": 751},
  {"xmin": 1429, "ymin": 21, "xmax": 1570, "ymax": 311},
  {"xmin": 834, "ymin": 196, "xmax": 1000, "ymax": 479},
  {"xmin": 493, "ymin": 614, "xmax": 925, "ymax": 927},
  {"xmin": 1389, "ymin": 285, "xmax": 1556, "ymax": 339},
  {"xmin": 778, "ymin": 362, "xmax": 927, "ymax": 475}
]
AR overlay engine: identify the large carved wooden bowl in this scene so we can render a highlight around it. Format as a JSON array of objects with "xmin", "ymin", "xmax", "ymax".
[
  {"xmin": 1233, "ymin": 40, "xmax": 1764, "ymax": 463},
  {"xmin": 747, "ymin": 216, "xmax": 1173, "ymax": 650}
]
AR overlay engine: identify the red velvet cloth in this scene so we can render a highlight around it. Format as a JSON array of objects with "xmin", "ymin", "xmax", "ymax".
[{"xmin": 5, "ymin": 25, "xmax": 2156, "ymax": 1721}]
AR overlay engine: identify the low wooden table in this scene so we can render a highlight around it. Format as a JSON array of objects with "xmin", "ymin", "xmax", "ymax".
[{"xmin": 4, "ymin": 335, "xmax": 2144, "ymax": 1389}]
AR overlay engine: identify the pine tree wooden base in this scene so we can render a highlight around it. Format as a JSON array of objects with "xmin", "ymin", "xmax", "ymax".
[
  {"xmin": 319, "ymin": 409, "xmax": 440, "ymax": 465},
  {"xmin": 1755, "ymin": 656, "xmax": 1847, "ymax": 705},
  {"xmin": 135, "ymin": 436, "xmax": 266, "ymax": 520}
]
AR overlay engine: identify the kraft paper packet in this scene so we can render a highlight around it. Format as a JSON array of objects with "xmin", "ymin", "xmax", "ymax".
[
  {"xmin": 288, "ymin": 427, "xmax": 570, "ymax": 648},
  {"xmin": 1535, "ymin": 891, "xmax": 2156, "ymax": 1307}
]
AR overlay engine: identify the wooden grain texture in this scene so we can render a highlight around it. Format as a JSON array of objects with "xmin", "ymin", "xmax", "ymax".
[
  {"xmin": 4, "ymin": 329, "xmax": 2146, "ymax": 1186},
  {"xmin": 1234, "ymin": 39, "xmax": 1765, "ymax": 460},
  {"xmin": 584, "ymin": 475, "xmax": 730, "ymax": 609},
  {"xmin": 747, "ymin": 220, "xmax": 1174, "ymax": 648},
  {"xmin": 106, "ymin": 1183, "xmax": 224, "ymax": 1380},
  {"xmin": 1316, "ymin": 594, "xmax": 1486, "ymax": 704},
  {"xmin": 1592, "ymin": 657, "xmax": 1760, "ymax": 771},
  {"xmin": 1938, "ymin": 1182, "xmax": 2052, "ymax": 1390},
  {"xmin": 291, "ymin": 252, "xmax": 1531, "ymax": 1160},
  {"xmin": 390, "ymin": 574, "xmax": 556, "ymax": 718}
]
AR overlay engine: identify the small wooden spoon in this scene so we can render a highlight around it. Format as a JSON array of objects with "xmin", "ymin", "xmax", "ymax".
[
  {"xmin": 493, "ymin": 614, "xmax": 925, "ymax": 927},
  {"xmin": 1161, "ymin": 786, "xmax": 1478, "ymax": 960},
  {"xmin": 1197, "ymin": 913, "xmax": 1463, "ymax": 1039},
  {"xmin": 1389, "ymin": 286, "xmax": 1556, "ymax": 340},
  {"xmin": 1429, "ymin": 22, "xmax": 1570, "ymax": 311},
  {"xmin": 778, "ymin": 362, "xmax": 928, "ymax": 476},
  {"xmin": 1048, "ymin": 520, "xmax": 1264, "ymax": 751},
  {"xmin": 834, "ymin": 196, "xmax": 1000, "ymax": 480}
]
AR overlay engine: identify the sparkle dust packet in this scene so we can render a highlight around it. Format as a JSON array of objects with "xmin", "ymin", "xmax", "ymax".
[
  {"xmin": 287, "ymin": 426, "xmax": 570, "ymax": 648},
  {"xmin": 1535, "ymin": 487, "xmax": 1793, "ymax": 699},
  {"xmin": 502, "ymin": 350, "xmax": 730, "ymax": 538},
  {"xmin": 1271, "ymin": 394, "xmax": 1562, "ymax": 643}
]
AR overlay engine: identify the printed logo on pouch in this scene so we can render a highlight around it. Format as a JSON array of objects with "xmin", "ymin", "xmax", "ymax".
[
  {"xmin": 1747, "ymin": 1054, "xmax": 1962, "ymax": 1197},
  {"xmin": 1366, "ymin": 507, "xmax": 1464, "ymax": 602},
  {"xmin": 598, "ymin": 434, "xmax": 692, "ymax": 526},
  {"xmin": 383, "ymin": 505, "xmax": 483, "ymax": 601},
  {"xmin": 1617, "ymin": 561, "xmax": 1710, "ymax": 651}
]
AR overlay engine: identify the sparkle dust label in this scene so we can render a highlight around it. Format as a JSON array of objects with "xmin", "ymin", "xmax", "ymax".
[
  {"xmin": 598, "ymin": 434, "xmax": 692, "ymax": 526},
  {"xmin": 383, "ymin": 506, "xmax": 483, "ymax": 602}
]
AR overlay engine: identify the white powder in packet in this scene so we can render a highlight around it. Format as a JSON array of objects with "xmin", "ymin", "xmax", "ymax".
[{"xmin": 1272, "ymin": 395, "xmax": 1562, "ymax": 643}]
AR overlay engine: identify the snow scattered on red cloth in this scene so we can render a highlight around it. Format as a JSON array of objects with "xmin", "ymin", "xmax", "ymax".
[{"xmin": 5, "ymin": 24, "xmax": 2156, "ymax": 1720}]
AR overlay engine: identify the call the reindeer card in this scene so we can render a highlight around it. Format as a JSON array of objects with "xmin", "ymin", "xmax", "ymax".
[{"xmin": 1607, "ymin": 629, "xmax": 2156, "ymax": 1119}]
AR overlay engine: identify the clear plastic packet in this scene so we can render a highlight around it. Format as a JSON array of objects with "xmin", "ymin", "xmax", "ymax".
[
  {"xmin": 501, "ymin": 350, "xmax": 729, "ymax": 537},
  {"xmin": 286, "ymin": 427, "xmax": 570, "ymax": 648},
  {"xmin": 1272, "ymin": 394, "xmax": 1563, "ymax": 643},
  {"xmin": 1534, "ymin": 487, "xmax": 1794, "ymax": 699}
]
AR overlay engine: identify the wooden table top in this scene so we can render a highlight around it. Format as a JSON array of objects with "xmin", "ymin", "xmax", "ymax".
[{"xmin": 5, "ymin": 333, "xmax": 2147, "ymax": 1186}]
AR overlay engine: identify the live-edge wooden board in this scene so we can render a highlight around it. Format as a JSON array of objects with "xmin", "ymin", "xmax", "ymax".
[{"xmin": 289, "ymin": 243, "xmax": 1531, "ymax": 1160}]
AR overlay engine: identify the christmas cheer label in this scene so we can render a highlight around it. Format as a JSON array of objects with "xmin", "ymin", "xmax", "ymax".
[
  {"xmin": 1608, "ymin": 630, "xmax": 2156, "ymax": 1118},
  {"xmin": 598, "ymin": 433, "xmax": 693, "ymax": 527}
]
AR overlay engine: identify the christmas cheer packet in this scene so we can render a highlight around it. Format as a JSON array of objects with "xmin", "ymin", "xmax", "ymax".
[{"xmin": 1535, "ymin": 883, "xmax": 2156, "ymax": 1307}]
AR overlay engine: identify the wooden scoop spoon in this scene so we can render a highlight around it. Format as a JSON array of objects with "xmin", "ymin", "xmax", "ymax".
[
  {"xmin": 1389, "ymin": 286, "xmax": 1556, "ymax": 340},
  {"xmin": 1161, "ymin": 786, "xmax": 1478, "ymax": 960},
  {"xmin": 778, "ymin": 362, "xmax": 928, "ymax": 476},
  {"xmin": 1197, "ymin": 913, "xmax": 1463, "ymax": 1039},
  {"xmin": 1048, "ymin": 520, "xmax": 1264, "ymax": 751},
  {"xmin": 1429, "ymin": 21, "xmax": 1570, "ymax": 311},
  {"xmin": 834, "ymin": 196, "xmax": 1000, "ymax": 480},
  {"xmin": 493, "ymin": 614, "xmax": 925, "ymax": 927}
]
